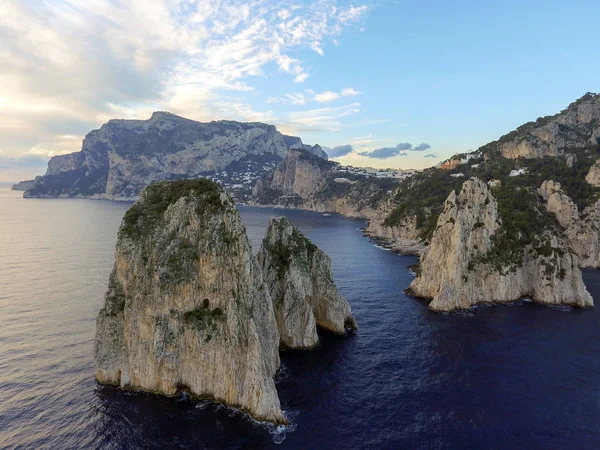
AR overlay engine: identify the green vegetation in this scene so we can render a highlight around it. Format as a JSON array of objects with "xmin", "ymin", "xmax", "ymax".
[
  {"xmin": 159, "ymin": 237, "xmax": 199, "ymax": 286},
  {"xmin": 105, "ymin": 271, "xmax": 126, "ymax": 315},
  {"xmin": 184, "ymin": 303, "xmax": 225, "ymax": 342},
  {"xmin": 120, "ymin": 179, "xmax": 226, "ymax": 239},
  {"xmin": 470, "ymin": 183, "xmax": 561, "ymax": 273},
  {"xmin": 263, "ymin": 219, "xmax": 318, "ymax": 279},
  {"xmin": 384, "ymin": 148, "xmax": 600, "ymax": 242}
]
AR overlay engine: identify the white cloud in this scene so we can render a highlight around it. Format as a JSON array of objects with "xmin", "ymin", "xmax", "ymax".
[
  {"xmin": 281, "ymin": 102, "xmax": 362, "ymax": 133},
  {"xmin": 0, "ymin": 0, "xmax": 371, "ymax": 162},
  {"xmin": 341, "ymin": 87, "xmax": 361, "ymax": 97},
  {"xmin": 314, "ymin": 91, "xmax": 340, "ymax": 103},
  {"xmin": 313, "ymin": 87, "xmax": 361, "ymax": 103}
]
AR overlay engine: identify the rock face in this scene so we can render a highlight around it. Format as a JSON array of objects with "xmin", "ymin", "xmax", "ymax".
[
  {"xmin": 11, "ymin": 179, "xmax": 36, "ymax": 191},
  {"xmin": 22, "ymin": 112, "xmax": 326, "ymax": 200},
  {"xmin": 585, "ymin": 159, "xmax": 600, "ymax": 187},
  {"xmin": 365, "ymin": 196, "xmax": 426, "ymax": 255},
  {"xmin": 538, "ymin": 179, "xmax": 600, "ymax": 268},
  {"xmin": 408, "ymin": 178, "xmax": 593, "ymax": 311},
  {"xmin": 94, "ymin": 179, "xmax": 286, "ymax": 424},
  {"xmin": 252, "ymin": 148, "xmax": 395, "ymax": 221},
  {"xmin": 481, "ymin": 93, "xmax": 600, "ymax": 159},
  {"xmin": 257, "ymin": 217, "xmax": 357, "ymax": 349}
]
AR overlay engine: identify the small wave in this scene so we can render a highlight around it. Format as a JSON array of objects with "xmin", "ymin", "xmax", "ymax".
[{"xmin": 265, "ymin": 409, "xmax": 299, "ymax": 445}]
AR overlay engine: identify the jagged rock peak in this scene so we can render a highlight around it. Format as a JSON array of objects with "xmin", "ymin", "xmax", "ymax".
[
  {"xmin": 408, "ymin": 177, "xmax": 593, "ymax": 311},
  {"xmin": 94, "ymin": 179, "xmax": 286, "ymax": 424},
  {"xmin": 257, "ymin": 217, "xmax": 357, "ymax": 349}
]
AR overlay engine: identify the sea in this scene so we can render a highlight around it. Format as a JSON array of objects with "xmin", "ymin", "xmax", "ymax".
[{"xmin": 1, "ymin": 185, "xmax": 600, "ymax": 449}]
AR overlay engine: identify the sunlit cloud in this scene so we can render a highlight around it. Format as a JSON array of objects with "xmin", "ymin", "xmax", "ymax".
[{"xmin": 0, "ymin": 0, "xmax": 371, "ymax": 165}]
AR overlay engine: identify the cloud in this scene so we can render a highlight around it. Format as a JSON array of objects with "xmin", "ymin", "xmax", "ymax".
[
  {"xmin": 413, "ymin": 143, "xmax": 431, "ymax": 151},
  {"xmin": 424, "ymin": 153, "xmax": 437, "ymax": 158},
  {"xmin": 280, "ymin": 102, "xmax": 362, "ymax": 133},
  {"xmin": 313, "ymin": 87, "xmax": 361, "ymax": 103},
  {"xmin": 324, "ymin": 144, "xmax": 353, "ymax": 158},
  {"xmin": 359, "ymin": 146, "xmax": 408, "ymax": 159},
  {"xmin": 267, "ymin": 93, "xmax": 306, "ymax": 105},
  {"xmin": 341, "ymin": 87, "xmax": 361, "ymax": 97},
  {"xmin": 397, "ymin": 142, "xmax": 413, "ymax": 150},
  {"xmin": 314, "ymin": 91, "xmax": 340, "ymax": 103},
  {"xmin": 0, "ymin": 0, "xmax": 371, "ymax": 161}
]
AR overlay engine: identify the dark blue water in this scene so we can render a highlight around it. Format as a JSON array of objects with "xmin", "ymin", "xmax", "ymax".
[{"xmin": 1, "ymin": 187, "xmax": 600, "ymax": 449}]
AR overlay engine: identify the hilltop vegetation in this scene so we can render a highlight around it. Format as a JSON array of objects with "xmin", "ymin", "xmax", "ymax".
[{"xmin": 384, "ymin": 145, "xmax": 600, "ymax": 241}]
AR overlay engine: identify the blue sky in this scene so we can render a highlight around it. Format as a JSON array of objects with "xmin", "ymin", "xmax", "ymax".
[{"xmin": 1, "ymin": 0, "xmax": 599, "ymax": 181}]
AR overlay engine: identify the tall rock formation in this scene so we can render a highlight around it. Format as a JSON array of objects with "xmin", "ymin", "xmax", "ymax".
[
  {"xmin": 481, "ymin": 92, "xmax": 600, "ymax": 159},
  {"xmin": 21, "ymin": 112, "xmax": 326, "ymax": 200},
  {"xmin": 538, "ymin": 179, "xmax": 600, "ymax": 268},
  {"xmin": 258, "ymin": 217, "xmax": 357, "ymax": 349},
  {"xmin": 94, "ymin": 179, "xmax": 286, "ymax": 424},
  {"xmin": 408, "ymin": 178, "xmax": 593, "ymax": 311}
]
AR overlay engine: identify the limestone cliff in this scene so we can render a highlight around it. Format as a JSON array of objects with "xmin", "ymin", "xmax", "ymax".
[
  {"xmin": 22, "ymin": 112, "xmax": 325, "ymax": 200},
  {"xmin": 365, "ymin": 195, "xmax": 426, "ymax": 255},
  {"xmin": 480, "ymin": 92, "xmax": 600, "ymax": 160},
  {"xmin": 408, "ymin": 178, "xmax": 593, "ymax": 311},
  {"xmin": 585, "ymin": 159, "xmax": 600, "ymax": 187},
  {"xmin": 538, "ymin": 180, "xmax": 600, "ymax": 268},
  {"xmin": 252, "ymin": 149, "xmax": 397, "ymax": 220},
  {"xmin": 257, "ymin": 217, "xmax": 357, "ymax": 349},
  {"xmin": 94, "ymin": 179, "xmax": 286, "ymax": 424},
  {"xmin": 11, "ymin": 179, "xmax": 36, "ymax": 191}
]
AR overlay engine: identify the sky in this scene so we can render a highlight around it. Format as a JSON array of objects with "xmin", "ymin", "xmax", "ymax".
[{"xmin": 1, "ymin": 0, "xmax": 600, "ymax": 182}]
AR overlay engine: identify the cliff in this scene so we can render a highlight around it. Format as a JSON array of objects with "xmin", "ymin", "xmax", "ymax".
[
  {"xmin": 364, "ymin": 195, "xmax": 426, "ymax": 255},
  {"xmin": 408, "ymin": 178, "xmax": 593, "ymax": 311},
  {"xmin": 94, "ymin": 179, "xmax": 286, "ymax": 424},
  {"xmin": 252, "ymin": 149, "xmax": 397, "ymax": 219},
  {"xmin": 21, "ymin": 112, "xmax": 326, "ymax": 200},
  {"xmin": 257, "ymin": 217, "xmax": 357, "ymax": 349},
  {"xmin": 480, "ymin": 92, "xmax": 600, "ymax": 159},
  {"xmin": 11, "ymin": 179, "xmax": 36, "ymax": 191},
  {"xmin": 538, "ymin": 179, "xmax": 600, "ymax": 268}
]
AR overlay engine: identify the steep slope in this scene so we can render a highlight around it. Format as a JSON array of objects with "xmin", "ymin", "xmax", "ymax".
[
  {"xmin": 94, "ymin": 179, "xmax": 286, "ymax": 424},
  {"xmin": 257, "ymin": 217, "xmax": 357, "ymax": 349},
  {"xmin": 252, "ymin": 149, "xmax": 397, "ymax": 219},
  {"xmin": 480, "ymin": 92, "xmax": 600, "ymax": 159},
  {"xmin": 22, "ymin": 112, "xmax": 326, "ymax": 200},
  {"xmin": 408, "ymin": 178, "xmax": 593, "ymax": 311}
]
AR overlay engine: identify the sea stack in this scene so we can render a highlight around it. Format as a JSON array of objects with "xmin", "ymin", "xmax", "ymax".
[
  {"xmin": 408, "ymin": 177, "xmax": 593, "ymax": 311},
  {"xmin": 258, "ymin": 217, "xmax": 357, "ymax": 349},
  {"xmin": 94, "ymin": 179, "xmax": 286, "ymax": 424}
]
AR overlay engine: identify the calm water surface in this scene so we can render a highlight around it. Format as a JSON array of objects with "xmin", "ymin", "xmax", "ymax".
[{"xmin": 1, "ymin": 186, "xmax": 600, "ymax": 449}]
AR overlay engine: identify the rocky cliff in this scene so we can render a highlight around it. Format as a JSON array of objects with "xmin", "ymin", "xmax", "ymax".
[
  {"xmin": 257, "ymin": 217, "xmax": 357, "ymax": 349},
  {"xmin": 94, "ymin": 179, "xmax": 286, "ymax": 424},
  {"xmin": 364, "ymin": 195, "xmax": 426, "ymax": 255},
  {"xmin": 11, "ymin": 179, "xmax": 36, "ymax": 191},
  {"xmin": 481, "ymin": 92, "xmax": 600, "ymax": 159},
  {"xmin": 408, "ymin": 178, "xmax": 593, "ymax": 311},
  {"xmin": 252, "ymin": 149, "xmax": 397, "ymax": 219},
  {"xmin": 538, "ymin": 179, "xmax": 600, "ymax": 268},
  {"xmin": 22, "ymin": 112, "xmax": 326, "ymax": 200}
]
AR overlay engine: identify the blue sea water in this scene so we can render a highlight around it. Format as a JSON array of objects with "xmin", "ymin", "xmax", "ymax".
[{"xmin": 1, "ymin": 186, "xmax": 600, "ymax": 449}]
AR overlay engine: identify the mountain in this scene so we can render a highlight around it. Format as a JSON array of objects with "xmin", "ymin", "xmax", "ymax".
[
  {"xmin": 20, "ymin": 112, "xmax": 326, "ymax": 201},
  {"xmin": 373, "ymin": 92, "xmax": 600, "ymax": 255}
]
